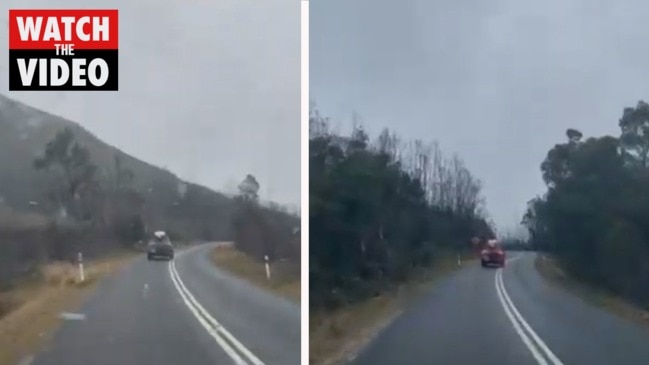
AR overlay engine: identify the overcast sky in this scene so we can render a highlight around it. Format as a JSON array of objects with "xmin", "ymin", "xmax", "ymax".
[
  {"xmin": 0, "ymin": 0, "xmax": 300, "ymax": 210},
  {"xmin": 311, "ymin": 0, "xmax": 649, "ymax": 231}
]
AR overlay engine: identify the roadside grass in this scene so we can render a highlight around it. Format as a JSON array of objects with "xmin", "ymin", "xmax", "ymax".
[
  {"xmin": 309, "ymin": 251, "xmax": 475, "ymax": 365},
  {"xmin": 0, "ymin": 251, "xmax": 138, "ymax": 365},
  {"xmin": 210, "ymin": 243, "xmax": 300, "ymax": 303},
  {"xmin": 535, "ymin": 255, "xmax": 649, "ymax": 327}
]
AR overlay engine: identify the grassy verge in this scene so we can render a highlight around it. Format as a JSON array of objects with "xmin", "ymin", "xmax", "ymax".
[
  {"xmin": 535, "ymin": 255, "xmax": 649, "ymax": 327},
  {"xmin": 309, "ymin": 252, "xmax": 474, "ymax": 365},
  {"xmin": 0, "ymin": 251, "xmax": 137, "ymax": 365},
  {"xmin": 210, "ymin": 244, "xmax": 300, "ymax": 303}
]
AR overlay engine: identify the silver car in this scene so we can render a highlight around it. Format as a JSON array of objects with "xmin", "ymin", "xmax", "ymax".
[{"xmin": 147, "ymin": 231, "xmax": 174, "ymax": 261}]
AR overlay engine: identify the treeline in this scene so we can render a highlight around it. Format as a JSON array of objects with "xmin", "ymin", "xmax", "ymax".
[
  {"xmin": 0, "ymin": 128, "xmax": 150, "ymax": 288},
  {"xmin": 232, "ymin": 174, "xmax": 301, "ymax": 277},
  {"xmin": 309, "ymin": 109, "xmax": 493, "ymax": 310},
  {"xmin": 0, "ymin": 220, "xmax": 118, "ymax": 290},
  {"xmin": 523, "ymin": 101, "xmax": 649, "ymax": 308},
  {"xmin": 0, "ymin": 127, "xmax": 297, "ymax": 288},
  {"xmin": 499, "ymin": 237, "xmax": 532, "ymax": 251}
]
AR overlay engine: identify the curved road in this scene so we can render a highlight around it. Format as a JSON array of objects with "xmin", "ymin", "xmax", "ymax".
[
  {"xmin": 30, "ymin": 243, "xmax": 301, "ymax": 365},
  {"xmin": 351, "ymin": 253, "xmax": 649, "ymax": 365}
]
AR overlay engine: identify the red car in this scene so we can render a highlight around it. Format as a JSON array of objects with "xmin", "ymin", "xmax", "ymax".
[{"xmin": 480, "ymin": 240, "xmax": 506, "ymax": 268}]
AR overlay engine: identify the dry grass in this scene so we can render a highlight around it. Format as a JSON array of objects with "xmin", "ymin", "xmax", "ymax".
[
  {"xmin": 210, "ymin": 244, "xmax": 301, "ymax": 303},
  {"xmin": 309, "ymin": 252, "xmax": 474, "ymax": 365},
  {"xmin": 535, "ymin": 255, "xmax": 649, "ymax": 327},
  {"xmin": 0, "ymin": 251, "xmax": 137, "ymax": 365},
  {"xmin": 310, "ymin": 295, "xmax": 399, "ymax": 365}
]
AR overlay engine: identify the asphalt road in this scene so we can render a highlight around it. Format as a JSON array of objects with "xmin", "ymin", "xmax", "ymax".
[
  {"xmin": 30, "ymin": 243, "xmax": 301, "ymax": 365},
  {"xmin": 351, "ymin": 252, "xmax": 649, "ymax": 365}
]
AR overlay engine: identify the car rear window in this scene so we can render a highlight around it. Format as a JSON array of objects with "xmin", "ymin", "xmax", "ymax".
[{"xmin": 150, "ymin": 236, "xmax": 172, "ymax": 245}]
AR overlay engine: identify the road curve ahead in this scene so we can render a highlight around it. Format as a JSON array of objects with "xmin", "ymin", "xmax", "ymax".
[
  {"xmin": 30, "ymin": 243, "xmax": 301, "ymax": 365},
  {"xmin": 351, "ymin": 252, "xmax": 649, "ymax": 365}
]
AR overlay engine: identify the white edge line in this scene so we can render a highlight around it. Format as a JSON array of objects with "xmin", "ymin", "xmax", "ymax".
[
  {"xmin": 495, "ymin": 269, "xmax": 549, "ymax": 365},
  {"xmin": 498, "ymin": 266, "xmax": 564, "ymax": 365},
  {"xmin": 168, "ymin": 260, "xmax": 249, "ymax": 365},
  {"xmin": 300, "ymin": 2, "xmax": 310, "ymax": 365}
]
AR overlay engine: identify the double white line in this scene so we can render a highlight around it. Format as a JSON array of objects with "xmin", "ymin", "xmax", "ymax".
[
  {"xmin": 168, "ymin": 257, "xmax": 265, "ymax": 365},
  {"xmin": 495, "ymin": 260, "xmax": 564, "ymax": 365}
]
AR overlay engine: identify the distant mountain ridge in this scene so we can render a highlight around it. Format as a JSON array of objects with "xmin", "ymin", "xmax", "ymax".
[{"xmin": 0, "ymin": 93, "xmax": 235, "ymax": 239}]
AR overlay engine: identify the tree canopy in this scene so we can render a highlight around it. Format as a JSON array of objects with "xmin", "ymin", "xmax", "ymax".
[
  {"xmin": 309, "ymin": 109, "xmax": 493, "ymax": 310},
  {"xmin": 524, "ymin": 100, "xmax": 649, "ymax": 308}
]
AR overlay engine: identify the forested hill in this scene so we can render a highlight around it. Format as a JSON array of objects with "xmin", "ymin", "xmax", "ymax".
[
  {"xmin": 0, "ymin": 93, "xmax": 238, "ymax": 239},
  {"xmin": 0, "ymin": 94, "xmax": 300, "ymax": 289},
  {"xmin": 0, "ymin": 93, "xmax": 273, "ymax": 241}
]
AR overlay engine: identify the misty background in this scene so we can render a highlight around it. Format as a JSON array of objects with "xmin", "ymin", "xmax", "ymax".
[
  {"xmin": 0, "ymin": 0, "xmax": 300, "ymax": 210},
  {"xmin": 311, "ymin": 0, "xmax": 649, "ymax": 232}
]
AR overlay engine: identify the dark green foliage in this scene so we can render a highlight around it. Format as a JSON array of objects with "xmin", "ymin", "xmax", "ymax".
[
  {"xmin": 619, "ymin": 101, "xmax": 649, "ymax": 168},
  {"xmin": 33, "ymin": 127, "xmax": 99, "ymax": 221},
  {"xmin": 231, "ymin": 174, "xmax": 300, "ymax": 273},
  {"xmin": 309, "ymin": 109, "xmax": 492, "ymax": 310},
  {"xmin": 524, "ymin": 100, "xmax": 649, "ymax": 308},
  {"xmin": 113, "ymin": 214, "xmax": 146, "ymax": 245}
]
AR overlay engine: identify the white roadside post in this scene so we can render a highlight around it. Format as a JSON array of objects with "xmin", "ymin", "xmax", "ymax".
[
  {"xmin": 457, "ymin": 253, "xmax": 462, "ymax": 267},
  {"xmin": 78, "ymin": 252, "xmax": 85, "ymax": 283},
  {"xmin": 264, "ymin": 255, "xmax": 271, "ymax": 281}
]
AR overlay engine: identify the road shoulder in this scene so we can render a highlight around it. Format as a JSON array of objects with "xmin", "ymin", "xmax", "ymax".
[
  {"xmin": 177, "ymin": 243, "xmax": 301, "ymax": 365},
  {"xmin": 0, "ymin": 252, "xmax": 137, "ymax": 365},
  {"xmin": 209, "ymin": 243, "xmax": 300, "ymax": 303},
  {"xmin": 534, "ymin": 254, "xmax": 649, "ymax": 328},
  {"xmin": 310, "ymin": 253, "xmax": 473, "ymax": 365}
]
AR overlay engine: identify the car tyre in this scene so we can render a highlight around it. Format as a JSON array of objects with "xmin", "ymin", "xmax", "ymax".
[{"xmin": 481, "ymin": 260, "xmax": 487, "ymax": 268}]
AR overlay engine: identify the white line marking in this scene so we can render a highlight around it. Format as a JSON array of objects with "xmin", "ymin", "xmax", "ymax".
[
  {"xmin": 168, "ymin": 260, "xmax": 248, "ymax": 365},
  {"xmin": 59, "ymin": 312, "xmax": 86, "ymax": 321},
  {"xmin": 172, "ymin": 259, "xmax": 265, "ymax": 365},
  {"xmin": 169, "ymin": 251, "xmax": 265, "ymax": 365},
  {"xmin": 506, "ymin": 255, "xmax": 522, "ymax": 264},
  {"xmin": 496, "ymin": 259, "xmax": 564, "ymax": 365},
  {"xmin": 497, "ymin": 270, "xmax": 564, "ymax": 364},
  {"xmin": 494, "ymin": 270, "xmax": 548, "ymax": 365},
  {"xmin": 172, "ymin": 260, "xmax": 264, "ymax": 364}
]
